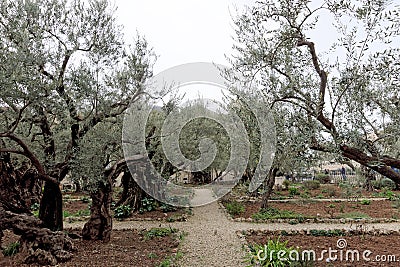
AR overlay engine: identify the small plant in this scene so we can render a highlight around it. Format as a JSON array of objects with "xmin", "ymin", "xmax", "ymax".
[
  {"xmin": 114, "ymin": 205, "xmax": 132, "ymax": 219},
  {"xmin": 252, "ymin": 207, "xmax": 303, "ymax": 220},
  {"xmin": 303, "ymin": 180, "xmax": 320, "ymax": 190},
  {"xmin": 282, "ymin": 179, "xmax": 291, "ymax": 190},
  {"xmin": 246, "ymin": 238, "xmax": 300, "ymax": 266},
  {"xmin": 145, "ymin": 227, "xmax": 178, "ymax": 240},
  {"xmin": 323, "ymin": 187, "xmax": 337, "ymax": 197},
  {"xmin": 315, "ymin": 173, "xmax": 331, "ymax": 184},
  {"xmin": 324, "ymin": 204, "xmax": 336, "ymax": 218},
  {"xmin": 225, "ymin": 201, "xmax": 245, "ymax": 216},
  {"xmin": 2, "ymin": 242, "xmax": 20, "ymax": 257},
  {"xmin": 289, "ymin": 186, "xmax": 300, "ymax": 196},
  {"xmin": 30, "ymin": 202, "xmax": 40, "ymax": 211},
  {"xmin": 158, "ymin": 259, "xmax": 171, "ymax": 267},
  {"xmin": 373, "ymin": 178, "xmax": 396, "ymax": 190},
  {"xmin": 160, "ymin": 203, "xmax": 177, "ymax": 213},
  {"xmin": 360, "ymin": 199, "xmax": 371, "ymax": 205},
  {"xmin": 148, "ymin": 252, "xmax": 158, "ymax": 259},
  {"xmin": 339, "ymin": 203, "xmax": 345, "ymax": 213},
  {"xmin": 139, "ymin": 197, "xmax": 157, "ymax": 213}
]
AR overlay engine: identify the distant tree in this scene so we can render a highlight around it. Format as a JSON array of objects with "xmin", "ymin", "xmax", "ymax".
[{"xmin": 229, "ymin": 0, "xmax": 400, "ymax": 184}]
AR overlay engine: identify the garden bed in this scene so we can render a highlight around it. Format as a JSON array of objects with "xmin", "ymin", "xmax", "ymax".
[
  {"xmin": 1, "ymin": 228, "xmax": 183, "ymax": 267},
  {"xmin": 242, "ymin": 229, "xmax": 400, "ymax": 266}
]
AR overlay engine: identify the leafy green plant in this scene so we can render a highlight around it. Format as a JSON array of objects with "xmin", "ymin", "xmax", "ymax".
[
  {"xmin": 139, "ymin": 197, "xmax": 157, "ymax": 213},
  {"xmin": 2, "ymin": 242, "xmax": 20, "ymax": 257},
  {"xmin": 303, "ymin": 180, "xmax": 320, "ymax": 190},
  {"xmin": 148, "ymin": 252, "xmax": 158, "ymax": 259},
  {"xmin": 144, "ymin": 227, "xmax": 178, "ymax": 240},
  {"xmin": 158, "ymin": 259, "xmax": 171, "ymax": 267},
  {"xmin": 282, "ymin": 179, "xmax": 291, "ymax": 190},
  {"xmin": 160, "ymin": 203, "xmax": 177, "ymax": 213},
  {"xmin": 114, "ymin": 205, "xmax": 132, "ymax": 219},
  {"xmin": 252, "ymin": 207, "xmax": 304, "ymax": 220},
  {"xmin": 315, "ymin": 173, "xmax": 331, "ymax": 184},
  {"xmin": 246, "ymin": 238, "xmax": 305, "ymax": 266},
  {"xmin": 372, "ymin": 178, "xmax": 396, "ymax": 190},
  {"xmin": 30, "ymin": 202, "xmax": 40, "ymax": 211},
  {"xmin": 225, "ymin": 201, "xmax": 245, "ymax": 216},
  {"xmin": 289, "ymin": 186, "xmax": 300, "ymax": 196},
  {"xmin": 360, "ymin": 199, "xmax": 371, "ymax": 205},
  {"xmin": 322, "ymin": 187, "xmax": 336, "ymax": 197}
]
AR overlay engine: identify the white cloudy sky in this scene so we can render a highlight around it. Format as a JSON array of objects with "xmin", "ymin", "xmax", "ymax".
[{"xmin": 114, "ymin": 0, "xmax": 255, "ymax": 74}]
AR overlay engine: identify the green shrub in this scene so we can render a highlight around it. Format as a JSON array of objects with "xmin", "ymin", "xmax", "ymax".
[
  {"xmin": 252, "ymin": 207, "xmax": 302, "ymax": 220},
  {"xmin": 225, "ymin": 201, "xmax": 245, "ymax": 216},
  {"xmin": 288, "ymin": 186, "xmax": 300, "ymax": 196},
  {"xmin": 114, "ymin": 205, "xmax": 132, "ymax": 218},
  {"xmin": 160, "ymin": 203, "xmax": 177, "ymax": 212},
  {"xmin": 2, "ymin": 242, "xmax": 20, "ymax": 257},
  {"xmin": 309, "ymin": 229, "xmax": 345, "ymax": 237},
  {"xmin": 360, "ymin": 199, "xmax": 371, "ymax": 205},
  {"xmin": 323, "ymin": 187, "xmax": 337, "ymax": 197},
  {"xmin": 282, "ymin": 179, "xmax": 291, "ymax": 190},
  {"xmin": 30, "ymin": 203, "xmax": 40, "ymax": 211},
  {"xmin": 246, "ymin": 238, "xmax": 308, "ymax": 266},
  {"xmin": 315, "ymin": 173, "xmax": 331, "ymax": 184},
  {"xmin": 303, "ymin": 180, "xmax": 320, "ymax": 190},
  {"xmin": 145, "ymin": 227, "xmax": 178, "ymax": 239},
  {"xmin": 380, "ymin": 178, "xmax": 396, "ymax": 190},
  {"xmin": 139, "ymin": 197, "xmax": 157, "ymax": 213}
]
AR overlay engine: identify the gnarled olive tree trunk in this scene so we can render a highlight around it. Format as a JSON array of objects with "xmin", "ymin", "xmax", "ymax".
[
  {"xmin": 82, "ymin": 179, "xmax": 113, "ymax": 242},
  {"xmin": 260, "ymin": 167, "xmax": 278, "ymax": 209}
]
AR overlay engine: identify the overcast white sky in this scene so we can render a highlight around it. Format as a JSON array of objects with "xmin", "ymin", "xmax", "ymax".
[{"xmin": 114, "ymin": 0, "xmax": 255, "ymax": 73}]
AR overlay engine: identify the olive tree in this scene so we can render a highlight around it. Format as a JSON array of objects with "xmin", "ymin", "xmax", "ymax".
[
  {"xmin": 0, "ymin": 0, "xmax": 155, "ymax": 238},
  {"xmin": 229, "ymin": 0, "xmax": 400, "ymax": 184}
]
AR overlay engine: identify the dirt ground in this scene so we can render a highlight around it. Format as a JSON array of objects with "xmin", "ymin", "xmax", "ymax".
[
  {"xmin": 0, "ymin": 229, "xmax": 180, "ymax": 267},
  {"xmin": 246, "ymin": 232, "xmax": 400, "ymax": 266},
  {"xmin": 236, "ymin": 200, "xmax": 398, "ymax": 219}
]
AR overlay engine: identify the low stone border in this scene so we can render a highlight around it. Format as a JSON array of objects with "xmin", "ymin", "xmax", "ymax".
[
  {"xmin": 237, "ymin": 228, "xmax": 400, "ymax": 238},
  {"xmin": 65, "ymin": 213, "xmax": 189, "ymax": 223},
  {"xmin": 230, "ymin": 217, "xmax": 399, "ymax": 224}
]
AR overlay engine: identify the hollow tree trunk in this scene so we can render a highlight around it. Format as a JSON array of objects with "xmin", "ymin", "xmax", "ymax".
[
  {"xmin": 82, "ymin": 179, "xmax": 113, "ymax": 242},
  {"xmin": 39, "ymin": 181, "xmax": 63, "ymax": 231},
  {"xmin": 260, "ymin": 167, "xmax": 278, "ymax": 209}
]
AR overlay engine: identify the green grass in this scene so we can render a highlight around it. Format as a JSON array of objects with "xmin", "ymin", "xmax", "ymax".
[{"xmin": 2, "ymin": 242, "xmax": 20, "ymax": 256}]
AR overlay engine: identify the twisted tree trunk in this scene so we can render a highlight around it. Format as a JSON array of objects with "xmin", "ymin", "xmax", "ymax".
[
  {"xmin": 260, "ymin": 167, "xmax": 278, "ymax": 209},
  {"xmin": 82, "ymin": 178, "xmax": 113, "ymax": 242}
]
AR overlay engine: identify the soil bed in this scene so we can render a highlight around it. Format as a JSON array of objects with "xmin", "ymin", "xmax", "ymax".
[
  {"xmin": 236, "ymin": 200, "xmax": 398, "ymax": 220},
  {"xmin": 1, "ymin": 229, "xmax": 181, "ymax": 267},
  {"xmin": 246, "ymin": 232, "xmax": 400, "ymax": 266}
]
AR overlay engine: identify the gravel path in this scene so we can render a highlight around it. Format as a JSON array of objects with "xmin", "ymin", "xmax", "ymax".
[{"xmin": 64, "ymin": 191, "xmax": 400, "ymax": 267}]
